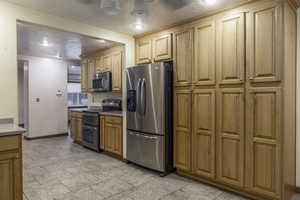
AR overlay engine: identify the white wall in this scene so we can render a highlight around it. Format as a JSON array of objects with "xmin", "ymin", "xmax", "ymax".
[
  {"xmin": 296, "ymin": 8, "xmax": 300, "ymax": 187},
  {"xmin": 19, "ymin": 56, "xmax": 68, "ymax": 138}
]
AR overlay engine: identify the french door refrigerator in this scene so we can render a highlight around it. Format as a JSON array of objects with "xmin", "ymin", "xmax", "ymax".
[{"xmin": 126, "ymin": 61, "xmax": 173, "ymax": 175}]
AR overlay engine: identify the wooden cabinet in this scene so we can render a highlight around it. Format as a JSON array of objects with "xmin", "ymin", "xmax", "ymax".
[
  {"xmin": 194, "ymin": 21, "xmax": 216, "ymax": 86},
  {"xmin": 70, "ymin": 112, "xmax": 83, "ymax": 143},
  {"xmin": 102, "ymin": 116, "xmax": 123, "ymax": 157},
  {"xmin": 135, "ymin": 33, "xmax": 172, "ymax": 64},
  {"xmin": 153, "ymin": 33, "xmax": 172, "ymax": 62},
  {"xmin": 136, "ymin": 37, "xmax": 152, "ymax": 64},
  {"xmin": 245, "ymin": 87, "xmax": 281, "ymax": 198},
  {"xmin": 82, "ymin": 46, "xmax": 123, "ymax": 93},
  {"xmin": 247, "ymin": 2, "xmax": 282, "ymax": 83},
  {"xmin": 103, "ymin": 54, "xmax": 112, "ymax": 72},
  {"xmin": 173, "ymin": 28, "xmax": 193, "ymax": 86},
  {"xmin": 217, "ymin": 13, "xmax": 245, "ymax": 85},
  {"xmin": 100, "ymin": 116, "xmax": 105, "ymax": 150},
  {"xmin": 174, "ymin": 89, "xmax": 192, "ymax": 171},
  {"xmin": 88, "ymin": 59, "xmax": 95, "ymax": 91},
  {"xmin": 95, "ymin": 56, "xmax": 104, "ymax": 73},
  {"xmin": 192, "ymin": 89, "xmax": 215, "ymax": 179},
  {"xmin": 81, "ymin": 60, "xmax": 88, "ymax": 93},
  {"xmin": 0, "ymin": 135, "xmax": 22, "ymax": 200},
  {"xmin": 111, "ymin": 51, "xmax": 122, "ymax": 91},
  {"xmin": 217, "ymin": 88, "xmax": 244, "ymax": 188}
]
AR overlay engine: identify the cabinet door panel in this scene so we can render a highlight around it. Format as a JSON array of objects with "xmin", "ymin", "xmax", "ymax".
[
  {"xmin": 105, "ymin": 123, "xmax": 115, "ymax": 153},
  {"xmin": 173, "ymin": 29, "xmax": 193, "ymax": 86},
  {"xmin": 95, "ymin": 56, "xmax": 104, "ymax": 73},
  {"xmin": 77, "ymin": 118, "xmax": 82, "ymax": 142},
  {"xmin": 70, "ymin": 118, "xmax": 77, "ymax": 141},
  {"xmin": 217, "ymin": 13, "xmax": 245, "ymax": 85},
  {"xmin": 112, "ymin": 52, "xmax": 122, "ymax": 91},
  {"xmin": 113, "ymin": 123, "xmax": 122, "ymax": 156},
  {"xmin": 246, "ymin": 87, "xmax": 281, "ymax": 198},
  {"xmin": 217, "ymin": 88, "xmax": 244, "ymax": 187},
  {"xmin": 174, "ymin": 90, "xmax": 191, "ymax": 171},
  {"xmin": 192, "ymin": 89, "xmax": 215, "ymax": 179},
  {"xmin": 136, "ymin": 38, "xmax": 152, "ymax": 64},
  {"xmin": 100, "ymin": 116, "xmax": 105, "ymax": 150},
  {"xmin": 103, "ymin": 55, "xmax": 112, "ymax": 72},
  {"xmin": 81, "ymin": 61, "xmax": 88, "ymax": 92},
  {"xmin": 247, "ymin": 2, "xmax": 282, "ymax": 83},
  {"xmin": 153, "ymin": 33, "xmax": 172, "ymax": 61},
  {"xmin": 88, "ymin": 59, "xmax": 95, "ymax": 91},
  {"xmin": 0, "ymin": 159, "xmax": 13, "ymax": 200},
  {"xmin": 194, "ymin": 21, "xmax": 216, "ymax": 86}
]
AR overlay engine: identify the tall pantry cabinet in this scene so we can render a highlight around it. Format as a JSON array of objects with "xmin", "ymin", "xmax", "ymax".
[{"xmin": 172, "ymin": 1, "xmax": 296, "ymax": 200}]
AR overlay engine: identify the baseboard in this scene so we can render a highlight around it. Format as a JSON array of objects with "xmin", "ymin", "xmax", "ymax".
[{"xmin": 24, "ymin": 133, "xmax": 68, "ymax": 140}]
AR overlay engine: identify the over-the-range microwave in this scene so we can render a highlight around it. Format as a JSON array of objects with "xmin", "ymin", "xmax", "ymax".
[{"xmin": 92, "ymin": 71, "xmax": 112, "ymax": 92}]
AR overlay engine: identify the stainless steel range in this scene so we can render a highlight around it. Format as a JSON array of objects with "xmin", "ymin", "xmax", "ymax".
[
  {"xmin": 82, "ymin": 112, "xmax": 100, "ymax": 152},
  {"xmin": 82, "ymin": 99, "xmax": 122, "ymax": 152}
]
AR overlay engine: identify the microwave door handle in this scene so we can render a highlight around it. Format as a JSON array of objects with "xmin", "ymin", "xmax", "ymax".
[
  {"xmin": 137, "ymin": 78, "xmax": 142, "ymax": 115},
  {"xmin": 141, "ymin": 78, "xmax": 146, "ymax": 115}
]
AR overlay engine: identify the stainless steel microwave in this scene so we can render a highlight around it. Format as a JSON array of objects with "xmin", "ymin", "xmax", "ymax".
[{"xmin": 92, "ymin": 72, "xmax": 112, "ymax": 92}]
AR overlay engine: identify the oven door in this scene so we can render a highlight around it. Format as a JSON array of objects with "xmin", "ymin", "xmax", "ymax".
[{"xmin": 82, "ymin": 125, "xmax": 99, "ymax": 152}]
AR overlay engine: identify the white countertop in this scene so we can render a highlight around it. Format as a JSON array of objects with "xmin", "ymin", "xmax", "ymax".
[{"xmin": 0, "ymin": 118, "xmax": 26, "ymax": 137}]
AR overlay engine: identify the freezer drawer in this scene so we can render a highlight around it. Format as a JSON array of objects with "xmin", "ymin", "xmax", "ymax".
[{"xmin": 127, "ymin": 130, "xmax": 165, "ymax": 172}]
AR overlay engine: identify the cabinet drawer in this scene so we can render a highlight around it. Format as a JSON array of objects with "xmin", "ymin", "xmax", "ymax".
[
  {"xmin": 0, "ymin": 136, "xmax": 20, "ymax": 152},
  {"xmin": 105, "ymin": 116, "xmax": 122, "ymax": 124},
  {"xmin": 71, "ymin": 112, "xmax": 82, "ymax": 118}
]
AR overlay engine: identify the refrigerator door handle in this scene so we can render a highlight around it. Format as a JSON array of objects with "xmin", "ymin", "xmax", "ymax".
[
  {"xmin": 137, "ymin": 78, "xmax": 142, "ymax": 115},
  {"xmin": 141, "ymin": 78, "xmax": 146, "ymax": 115}
]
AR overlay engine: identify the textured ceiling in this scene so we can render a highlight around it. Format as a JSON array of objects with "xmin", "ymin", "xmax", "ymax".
[
  {"xmin": 7, "ymin": 0, "xmax": 243, "ymax": 35},
  {"xmin": 17, "ymin": 22, "xmax": 119, "ymax": 61}
]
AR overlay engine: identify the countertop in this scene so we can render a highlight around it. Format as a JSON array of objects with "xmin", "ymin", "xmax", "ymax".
[
  {"xmin": 0, "ymin": 118, "xmax": 26, "ymax": 137},
  {"xmin": 70, "ymin": 109, "xmax": 123, "ymax": 117}
]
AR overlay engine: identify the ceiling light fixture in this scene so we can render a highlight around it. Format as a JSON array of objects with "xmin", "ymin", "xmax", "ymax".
[
  {"xmin": 100, "ymin": 0, "xmax": 121, "ymax": 15},
  {"xmin": 132, "ymin": 22, "xmax": 145, "ymax": 31}
]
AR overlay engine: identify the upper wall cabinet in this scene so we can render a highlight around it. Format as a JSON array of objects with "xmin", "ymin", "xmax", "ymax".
[
  {"xmin": 247, "ymin": 2, "xmax": 282, "ymax": 83},
  {"xmin": 194, "ymin": 21, "xmax": 216, "ymax": 86},
  {"xmin": 173, "ymin": 28, "xmax": 193, "ymax": 86},
  {"xmin": 111, "ymin": 51, "xmax": 122, "ymax": 91},
  {"xmin": 135, "ymin": 33, "xmax": 172, "ymax": 64},
  {"xmin": 87, "ymin": 59, "xmax": 95, "ymax": 91},
  {"xmin": 103, "ymin": 54, "xmax": 112, "ymax": 72},
  {"xmin": 153, "ymin": 33, "xmax": 172, "ymax": 62},
  {"xmin": 81, "ymin": 59, "xmax": 88, "ymax": 93},
  {"xmin": 95, "ymin": 56, "xmax": 104, "ymax": 73},
  {"xmin": 217, "ymin": 13, "xmax": 245, "ymax": 85},
  {"xmin": 136, "ymin": 37, "xmax": 152, "ymax": 64},
  {"xmin": 81, "ymin": 45, "xmax": 124, "ymax": 93}
]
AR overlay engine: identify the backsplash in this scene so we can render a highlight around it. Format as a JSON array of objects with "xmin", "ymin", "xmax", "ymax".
[{"xmin": 88, "ymin": 92, "xmax": 122, "ymax": 107}]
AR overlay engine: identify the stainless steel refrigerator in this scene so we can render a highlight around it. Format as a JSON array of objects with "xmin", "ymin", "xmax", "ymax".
[{"xmin": 126, "ymin": 62, "xmax": 173, "ymax": 175}]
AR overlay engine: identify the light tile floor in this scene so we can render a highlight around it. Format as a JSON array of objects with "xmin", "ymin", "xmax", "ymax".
[{"xmin": 23, "ymin": 136, "xmax": 251, "ymax": 200}]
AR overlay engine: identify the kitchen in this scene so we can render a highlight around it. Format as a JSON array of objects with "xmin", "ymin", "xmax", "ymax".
[{"xmin": 0, "ymin": 0, "xmax": 299, "ymax": 200}]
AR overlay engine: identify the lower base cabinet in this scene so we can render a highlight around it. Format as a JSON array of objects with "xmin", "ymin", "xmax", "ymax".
[
  {"xmin": 0, "ymin": 135, "xmax": 22, "ymax": 200},
  {"xmin": 70, "ymin": 112, "xmax": 83, "ymax": 143},
  {"xmin": 101, "ymin": 116, "xmax": 123, "ymax": 157}
]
